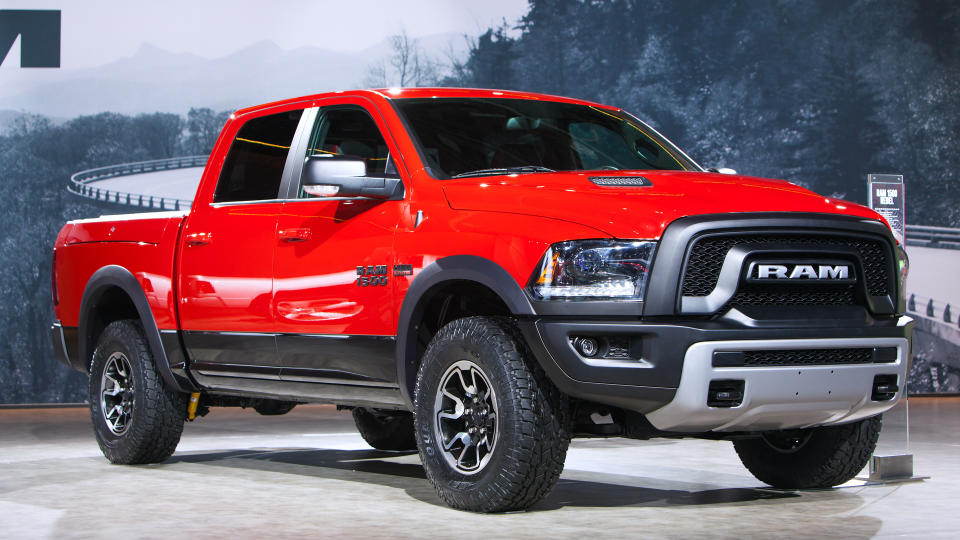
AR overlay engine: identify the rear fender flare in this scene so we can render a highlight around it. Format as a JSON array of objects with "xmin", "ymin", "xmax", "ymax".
[{"xmin": 78, "ymin": 265, "xmax": 193, "ymax": 393}]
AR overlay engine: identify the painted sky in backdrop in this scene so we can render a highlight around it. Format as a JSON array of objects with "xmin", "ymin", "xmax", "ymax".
[
  {"xmin": 0, "ymin": 0, "xmax": 527, "ymax": 69},
  {"xmin": 0, "ymin": 0, "xmax": 529, "ymax": 115}
]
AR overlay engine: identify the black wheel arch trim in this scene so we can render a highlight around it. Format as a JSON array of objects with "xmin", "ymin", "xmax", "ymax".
[
  {"xmin": 78, "ymin": 265, "xmax": 197, "ymax": 393},
  {"xmin": 394, "ymin": 255, "xmax": 535, "ymax": 407}
]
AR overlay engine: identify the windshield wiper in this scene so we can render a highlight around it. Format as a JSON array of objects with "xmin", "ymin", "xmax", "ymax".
[{"xmin": 451, "ymin": 166, "xmax": 556, "ymax": 179}]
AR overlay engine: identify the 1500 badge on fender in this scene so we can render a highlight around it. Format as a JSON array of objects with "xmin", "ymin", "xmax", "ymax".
[{"xmin": 357, "ymin": 265, "xmax": 389, "ymax": 286}]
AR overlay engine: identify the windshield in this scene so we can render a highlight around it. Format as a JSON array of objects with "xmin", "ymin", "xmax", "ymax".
[{"xmin": 392, "ymin": 97, "xmax": 698, "ymax": 179}]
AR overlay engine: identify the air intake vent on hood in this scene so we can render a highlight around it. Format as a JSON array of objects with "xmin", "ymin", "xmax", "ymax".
[{"xmin": 589, "ymin": 176, "xmax": 652, "ymax": 187}]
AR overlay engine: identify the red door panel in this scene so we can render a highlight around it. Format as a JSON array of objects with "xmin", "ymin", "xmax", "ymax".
[
  {"xmin": 273, "ymin": 198, "xmax": 398, "ymax": 338},
  {"xmin": 179, "ymin": 204, "xmax": 279, "ymax": 331},
  {"xmin": 178, "ymin": 203, "xmax": 280, "ymax": 369}
]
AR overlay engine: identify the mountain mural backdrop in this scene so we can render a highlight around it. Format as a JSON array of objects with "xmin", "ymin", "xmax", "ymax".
[{"xmin": 1, "ymin": 0, "xmax": 957, "ymax": 403}]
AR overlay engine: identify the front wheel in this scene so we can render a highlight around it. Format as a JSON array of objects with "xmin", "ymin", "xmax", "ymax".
[
  {"xmin": 414, "ymin": 316, "xmax": 570, "ymax": 512},
  {"xmin": 733, "ymin": 415, "xmax": 882, "ymax": 489},
  {"xmin": 88, "ymin": 320, "xmax": 187, "ymax": 464}
]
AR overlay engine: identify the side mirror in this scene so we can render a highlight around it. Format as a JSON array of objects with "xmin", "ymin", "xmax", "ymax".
[
  {"xmin": 302, "ymin": 155, "xmax": 401, "ymax": 199},
  {"xmin": 707, "ymin": 167, "xmax": 737, "ymax": 175}
]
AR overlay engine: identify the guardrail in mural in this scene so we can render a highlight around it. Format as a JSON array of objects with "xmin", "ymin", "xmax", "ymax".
[
  {"xmin": 908, "ymin": 293, "xmax": 960, "ymax": 330},
  {"xmin": 67, "ymin": 160, "xmax": 960, "ymax": 247},
  {"xmin": 905, "ymin": 225, "xmax": 960, "ymax": 250},
  {"xmin": 907, "ymin": 292, "xmax": 960, "ymax": 394},
  {"xmin": 68, "ymin": 156, "xmax": 206, "ymax": 210}
]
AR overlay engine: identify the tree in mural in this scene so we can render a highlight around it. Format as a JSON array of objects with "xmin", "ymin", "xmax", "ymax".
[
  {"xmin": 0, "ymin": 111, "xmax": 229, "ymax": 403},
  {"xmin": 364, "ymin": 30, "xmax": 441, "ymax": 87},
  {"xmin": 449, "ymin": 0, "xmax": 960, "ymax": 226},
  {"xmin": 183, "ymin": 108, "xmax": 231, "ymax": 156}
]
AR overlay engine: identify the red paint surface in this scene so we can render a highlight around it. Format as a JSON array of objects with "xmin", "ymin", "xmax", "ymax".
[{"xmin": 53, "ymin": 88, "xmax": 891, "ymax": 336}]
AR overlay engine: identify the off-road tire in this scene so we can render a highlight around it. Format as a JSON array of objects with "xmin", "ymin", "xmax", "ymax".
[
  {"xmin": 88, "ymin": 319, "xmax": 187, "ymax": 464},
  {"xmin": 352, "ymin": 408, "xmax": 417, "ymax": 451},
  {"xmin": 733, "ymin": 415, "xmax": 882, "ymax": 489},
  {"xmin": 414, "ymin": 316, "xmax": 570, "ymax": 512}
]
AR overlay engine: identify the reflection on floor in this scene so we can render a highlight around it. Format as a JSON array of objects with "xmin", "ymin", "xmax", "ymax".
[{"xmin": 1, "ymin": 397, "xmax": 957, "ymax": 538}]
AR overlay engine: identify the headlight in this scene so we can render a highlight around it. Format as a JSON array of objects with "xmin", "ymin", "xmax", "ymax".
[{"xmin": 529, "ymin": 240, "xmax": 657, "ymax": 300}]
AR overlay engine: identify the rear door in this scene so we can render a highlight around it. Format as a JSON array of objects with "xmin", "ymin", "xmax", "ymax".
[
  {"xmin": 178, "ymin": 107, "xmax": 313, "ymax": 380},
  {"xmin": 273, "ymin": 101, "xmax": 405, "ymax": 386}
]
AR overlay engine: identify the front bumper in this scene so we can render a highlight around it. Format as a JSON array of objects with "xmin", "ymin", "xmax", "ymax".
[{"xmin": 520, "ymin": 315, "xmax": 913, "ymax": 432}]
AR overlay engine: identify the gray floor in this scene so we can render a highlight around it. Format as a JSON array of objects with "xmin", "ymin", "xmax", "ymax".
[{"xmin": 1, "ymin": 398, "xmax": 957, "ymax": 539}]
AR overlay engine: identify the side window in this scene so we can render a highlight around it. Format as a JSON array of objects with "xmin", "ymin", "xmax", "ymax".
[
  {"xmin": 214, "ymin": 109, "xmax": 303, "ymax": 203},
  {"xmin": 302, "ymin": 107, "xmax": 396, "ymax": 198}
]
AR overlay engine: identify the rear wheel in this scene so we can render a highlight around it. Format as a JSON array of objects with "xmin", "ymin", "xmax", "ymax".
[
  {"xmin": 734, "ymin": 415, "xmax": 882, "ymax": 489},
  {"xmin": 414, "ymin": 316, "xmax": 570, "ymax": 512},
  {"xmin": 88, "ymin": 320, "xmax": 187, "ymax": 464},
  {"xmin": 352, "ymin": 408, "xmax": 416, "ymax": 451}
]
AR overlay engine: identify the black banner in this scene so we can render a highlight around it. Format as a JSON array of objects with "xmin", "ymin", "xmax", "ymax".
[{"xmin": 868, "ymin": 174, "xmax": 905, "ymax": 244}]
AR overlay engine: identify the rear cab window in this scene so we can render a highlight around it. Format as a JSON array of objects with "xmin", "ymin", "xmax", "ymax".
[{"xmin": 214, "ymin": 109, "xmax": 304, "ymax": 203}]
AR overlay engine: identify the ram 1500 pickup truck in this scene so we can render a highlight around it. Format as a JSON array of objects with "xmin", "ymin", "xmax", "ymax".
[{"xmin": 51, "ymin": 88, "xmax": 912, "ymax": 512}]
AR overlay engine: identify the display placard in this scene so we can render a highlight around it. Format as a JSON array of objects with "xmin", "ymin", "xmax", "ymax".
[{"xmin": 867, "ymin": 174, "xmax": 905, "ymax": 243}]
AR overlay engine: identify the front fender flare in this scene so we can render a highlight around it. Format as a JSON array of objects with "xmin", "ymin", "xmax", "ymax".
[{"xmin": 394, "ymin": 255, "xmax": 535, "ymax": 407}]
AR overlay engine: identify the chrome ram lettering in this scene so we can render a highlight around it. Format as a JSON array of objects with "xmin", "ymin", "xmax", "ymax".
[
  {"xmin": 817, "ymin": 265, "xmax": 849, "ymax": 279},
  {"xmin": 757, "ymin": 264, "xmax": 789, "ymax": 279},
  {"xmin": 756, "ymin": 264, "xmax": 850, "ymax": 280}
]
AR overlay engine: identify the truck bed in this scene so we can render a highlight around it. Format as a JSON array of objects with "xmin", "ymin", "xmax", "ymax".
[{"xmin": 53, "ymin": 211, "xmax": 187, "ymax": 331}]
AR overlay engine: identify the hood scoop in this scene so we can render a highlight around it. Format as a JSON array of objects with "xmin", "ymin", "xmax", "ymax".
[{"xmin": 589, "ymin": 176, "xmax": 653, "ymax": 187}]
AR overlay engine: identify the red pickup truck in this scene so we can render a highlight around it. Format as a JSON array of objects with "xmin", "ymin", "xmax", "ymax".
[{"xmin": 51, "ymin": 88, "xmax": 912, "ymax": 512}]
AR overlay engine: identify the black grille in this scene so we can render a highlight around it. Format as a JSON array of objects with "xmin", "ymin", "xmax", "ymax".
[
  {"xmin": 743, "ymin": 348, "xmax": 875, "ymax": 366},
  {"xmin": 725, "ymin": 284, "xmax": 855, "ymax": 307},
  {"xmin": 681, "ymin": 234, "xmax": 893, "ymax": 298}
]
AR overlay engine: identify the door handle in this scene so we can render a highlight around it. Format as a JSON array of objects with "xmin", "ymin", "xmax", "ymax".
[
  {"xmin": 279, "ymin": 228, "xmax": 312, "ymax": 243},
  {"xmin": 185, "ymin": 232, "xmax": 212, "ymax": 247}
]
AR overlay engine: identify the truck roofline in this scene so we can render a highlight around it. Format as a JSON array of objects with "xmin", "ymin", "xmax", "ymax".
[{"xmin": 231, "ymin": 87, "xmax": 620, "ymax": 118}]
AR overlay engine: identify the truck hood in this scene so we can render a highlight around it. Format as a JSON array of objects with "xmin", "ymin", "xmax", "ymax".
[{"xmin": 441, "ymin": 171, "xmax": 884, "ymax": 239}]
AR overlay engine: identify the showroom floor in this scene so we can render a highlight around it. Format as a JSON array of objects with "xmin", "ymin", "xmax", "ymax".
[{"xmin": 1, "ymin": 397, "xmax": 957, "ymax": 539}]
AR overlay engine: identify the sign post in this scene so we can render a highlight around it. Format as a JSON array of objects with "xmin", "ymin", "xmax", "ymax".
[
  {"xmin": 867, "ymin": 174, "xmax": 905, "ymax": 244},
  {"xmin": 864, "ymin": 173, "xmax": 921, "ymax": 484}
]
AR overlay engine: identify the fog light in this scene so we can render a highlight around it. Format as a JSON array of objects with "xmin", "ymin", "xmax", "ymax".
[
  {"xmin": 872, "ymin": 374, "xmax": 898, "ymax": 401},
  {"xmin": 708, "ymin": 380, "xmax": 745, "ymax": 408},
  {"xmin": 573, "ymin": 337, "xmax": 599, "ymax": 357}
]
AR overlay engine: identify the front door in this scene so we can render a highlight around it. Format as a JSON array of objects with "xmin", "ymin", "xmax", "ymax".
[{"xmin": 272, "ymin": 103, "xmax": 404, "ymax": 386}]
